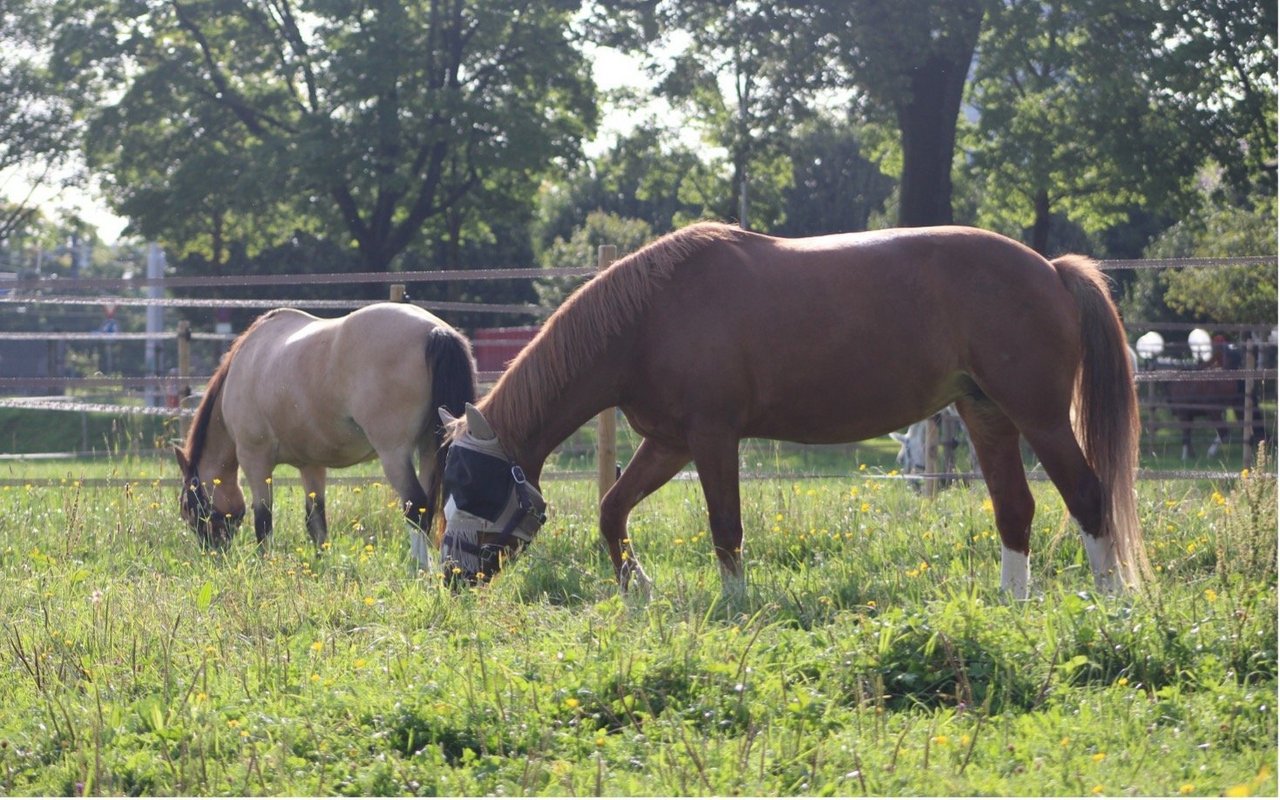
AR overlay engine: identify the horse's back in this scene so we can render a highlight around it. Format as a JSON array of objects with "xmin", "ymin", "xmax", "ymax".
[{"xmin": 625, "ymin": 226, "xmax": 1084, "ymax": 443}]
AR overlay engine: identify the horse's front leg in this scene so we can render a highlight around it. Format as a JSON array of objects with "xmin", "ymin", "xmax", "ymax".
[
  {"xmin": 299, "ymin": 465, "xmax": 329, "ymax": 551},
  {"xmin": 689, "ymin": 428, "xmax": 746, "ymax": 604},
  {"xmin": 240, "ymin": 460, "xmax": 275, "ymax": 549},
  {"xmin": 599, "ymin": 438, "xmax": 690, "ymax": 598},
  {"xmin": 378, "ymin": 450, "xmax": 436, "ymax": 573}
]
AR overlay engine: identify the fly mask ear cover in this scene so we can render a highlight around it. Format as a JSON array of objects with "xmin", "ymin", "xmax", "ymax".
[{"xmin": 440, "ymin": 429, "xmax": 547, "ymax": 583}]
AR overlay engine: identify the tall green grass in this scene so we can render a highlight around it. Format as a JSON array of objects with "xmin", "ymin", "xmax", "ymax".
[{"xmin": 0, "ymin": 458, "xmax": 1274, "ymax": 796}]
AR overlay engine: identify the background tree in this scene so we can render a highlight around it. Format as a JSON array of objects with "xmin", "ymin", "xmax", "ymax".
[
  {"xmin": 534, "ymin": 209, "xmax": 653, "ymax": 307},
  {"xmin": 773, "ymin": 113, "xmax": 894, "ymax": 237},
  {"xmin": 0, "ymin": 0, "xmax": 78, "ymax": 241},
  {"xmin": 86, "ymin": 61, "xmax": 302, "ymax": 270},
  {"xmin": 810, "ymin": 0, "xmax": 989, "ymax": 227},
  {"xmin": 532, "ymin": 125, "xmax": 707, "ymax": 253},
  {"xmin": 1122, "ymin": 190, "xmax": 1278, "ymax": 326},
  {"xmin": 1153, "ymin": 0, "xmax": 1277, "ymax": 200},
  {"xmin": 965, "ymin": 0, "xmax": 1200, "ymax": 254},
  {"xmin": 589, "ymin": 0, "xmax": 819, "ymax": 231},
  {"xmin": 53, "ymin": 0, "xmax": 598, "ymax": 271}
]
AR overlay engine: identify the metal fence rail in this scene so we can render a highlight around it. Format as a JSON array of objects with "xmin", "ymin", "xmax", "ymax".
[{"xmin": 3, "ymin": 253, "xmax": 1275, "ymax": 481}]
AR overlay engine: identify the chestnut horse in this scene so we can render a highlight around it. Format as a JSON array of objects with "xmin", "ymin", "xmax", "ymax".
[
  {"xmin": 440, "ymin": 224, "xmax": 1150, "ymax": 599},
  {"xmin": 1166, "ymin": 342, "xmax": 1264, "ymax": 460},
  {"xmin": 176, "ymin": 303, "xmax": 475, "ymax": 568}
]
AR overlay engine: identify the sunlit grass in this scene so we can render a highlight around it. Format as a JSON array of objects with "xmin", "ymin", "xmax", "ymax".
[{"xmin": 0, "ymin": 457, "xmax": 1274, "ymax": 795}]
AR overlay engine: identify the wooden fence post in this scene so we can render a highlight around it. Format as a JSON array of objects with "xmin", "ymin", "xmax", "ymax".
[
  {"xmin": 596, "ymin": 244, "xmax": 619, "ymax": 501},
  {"xmin": 924, "ymin": 415, "xmax": 940, "ymax": 498},
  {"xmin": 390, "ymin": 284, "xmax": 406, "ymax": 302},
  {"xmin": 1243, "ymin": 331, "xmax": 1257, "ymax": 466},
  {"xmin": 177, "ymin": 320, "xmax": 192, "ymax": 402}
]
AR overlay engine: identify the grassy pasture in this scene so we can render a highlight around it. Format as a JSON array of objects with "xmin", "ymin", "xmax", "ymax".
[{"xmin": 0, "ymin": 454, "xmax": 1275, "ymax": 796}]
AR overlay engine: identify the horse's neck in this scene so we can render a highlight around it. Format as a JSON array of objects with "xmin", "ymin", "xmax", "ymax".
[
  {"xmin": 196, "ymin": 395, "xmax": 243, "ymax": 498},
  {"xmin": 488, "ymin": 350, "xmax": 622, "ymax": 483}
]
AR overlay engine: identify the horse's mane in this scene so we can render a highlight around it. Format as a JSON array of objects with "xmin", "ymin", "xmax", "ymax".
[
  {"xmin": 181, "ymin": 310, "xmax": 277, "ymax": 470},
  {"xmin": 478, "ymin": 222, "xmax": 744, "ymax": 438}
]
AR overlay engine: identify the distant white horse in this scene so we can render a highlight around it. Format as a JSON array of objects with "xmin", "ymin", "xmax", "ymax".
[
  {"xmin": 890, "ymin": 405, "xmax": 979, "ymax": 489},
  {"xmin": 893, "ymin": 347, "xmax": 1139, "ymax": 486}
]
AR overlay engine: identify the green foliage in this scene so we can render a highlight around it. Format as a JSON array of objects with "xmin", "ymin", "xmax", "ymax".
[
  {"xmin": 1217, "ymin": 447, "xmax": 1277, "ymax": 585},
  {"xmin": 55, "ymin": 0, "xmax": 597, "ymax": 270},
  {"xmin": 534, "ymin": 210, "xmax": 653, "ymax": 306},
  {"xmin": 1151, "ymin": 0, "xmax": 1278, "ymax": 199},
  {"xmin": 0, "ymin": 0, "xmax": 78, "ymax": 239},
  {"xmin": 774, "ymin": 115, "xmax": 895, "ymax": 237},
  {"xmin": 532, "ymin": 126, "xmax": 706, "ymax": 250},
  {"xmin": 0, "ymin": 460, "xmax": 1275, "ymax": 795},
  {"xmin": 966, "ymin": 0, "xmax": 1200, "ymax": 253},
  {"xmin": 1142, "ymin": 194, "xmax": 1278, "ymax": 325}
]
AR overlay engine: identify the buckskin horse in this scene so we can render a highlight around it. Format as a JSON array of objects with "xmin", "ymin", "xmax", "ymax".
[
  {"xmin": 175, "ymin": 302, "xmax": 475, "ymax": 569},
  {"xmin": 439, "ymin": 223, "xmax": 1150, "ymax": 599}
]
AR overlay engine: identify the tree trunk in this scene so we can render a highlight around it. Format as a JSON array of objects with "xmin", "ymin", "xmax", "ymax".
[
  {"xmin": 896, "ymin": 49, "xmax": 975, "ymax": 227},
  {"xmin": 1030, "ymin": 187, "xmax": 1051, "ymax": 254}
]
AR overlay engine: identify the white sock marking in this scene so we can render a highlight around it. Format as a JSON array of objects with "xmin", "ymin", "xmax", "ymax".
[{"xmin": 1001, "ymin": 546, "xmax": 1030, "ymax": 600}]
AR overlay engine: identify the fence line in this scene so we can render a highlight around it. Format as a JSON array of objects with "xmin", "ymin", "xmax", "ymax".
[
  {"xmin": 2, "ymin": 255, "xmax": 1270, "ymax": 295},
  {"xmin": 0, "ymin": 467, "xmax": 1251, "ymax": 489},
  {"xmin": 0, "ymin": 331, "xmax": 233, "ymax": 342},
  {"xmin": 1, "ymin": 266, "xmax": 597, "ymax": 293},
  {"xmin": 4, "ymin": 368, "xmax": 1274, "ymax": 395},
  {"xmin": 0, "ymin": 295, "xmax": 548, "ymax": 315},
  {"xmin": 1097, "ymin": 256, "xmax": 1275, "ymax": 270},
  {"xmin": 3, "ymin": 252, "xmax": 1274, "ymax": 483}
]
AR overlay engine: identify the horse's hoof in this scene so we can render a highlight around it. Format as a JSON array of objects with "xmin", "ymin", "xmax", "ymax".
[{"xmin": 620, "ymin": 563, "xmax": 654, "ymax": 602}]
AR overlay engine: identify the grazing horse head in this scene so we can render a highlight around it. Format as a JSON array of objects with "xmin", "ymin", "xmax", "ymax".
[
  {"xmin": 438, "ymin": 403, "xmax": 546, "ymax": 586},
  {"xmin": 890, "ymin": 420, "xmax": 929, "ymax": 475},
  {"xmin": 174, "ymin": 447, "xmax": 245, "ymax": 549}
]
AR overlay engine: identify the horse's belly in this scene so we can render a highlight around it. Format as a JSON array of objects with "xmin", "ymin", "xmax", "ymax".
[{"xmin": 273, "ymin": 422, "xmax": 377, "ymax": 468}]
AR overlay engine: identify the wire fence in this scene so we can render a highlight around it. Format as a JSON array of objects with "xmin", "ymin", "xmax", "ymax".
[{"xmin": 2, "ymin": 252, "xmax": 1275, "ymax": 482}]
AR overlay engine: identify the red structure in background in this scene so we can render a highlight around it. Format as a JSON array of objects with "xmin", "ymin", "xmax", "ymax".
[{"xmin": 471, "ymin": 326, "xmax": 539, "ymax": 373}]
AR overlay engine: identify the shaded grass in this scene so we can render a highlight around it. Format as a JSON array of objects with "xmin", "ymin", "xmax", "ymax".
[{"xmin": 0, "ymin": 459, "xmax": 1274, "ymax": 796}]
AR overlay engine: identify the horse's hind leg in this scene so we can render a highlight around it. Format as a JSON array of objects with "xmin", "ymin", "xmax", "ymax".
[
  {"xmin": 955, "ymin": 398, "xmax": 1036, "ymax": 599},
  {"xmin": 1208, "ymin": 412, "xmax": 1228, "ymax": 458},
  {"xmin": 299, "ymin": 465, "xmax": 329, "ymax": 550},
  {"xmin": 1180, "ymin": 415, "xmax": 1195, "ymax": 461},
  {"xmin": 600, "ymin": 437, "xmax": 690, "ymax": 596},
  {"xmin": 378, "ymin": 449, "xmax": 436, "ymax": 572},
  {"xmin": 1018, "ymin": 423, "xmax": 1125, "ymax": 593}
]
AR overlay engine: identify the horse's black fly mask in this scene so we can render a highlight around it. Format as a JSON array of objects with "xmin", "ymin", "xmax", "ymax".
[{"xmin": 440, "ymin": 430, "xmax": 546, "ymax": 585}]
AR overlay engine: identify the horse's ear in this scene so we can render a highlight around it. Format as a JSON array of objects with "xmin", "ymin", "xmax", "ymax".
[
  {"xmin": 464, "ymin": 402, "xmax": 495, "ymax": 441},
  {"xmin": 438, "ymin": 406, "xmax": 458, "ymax": 427},
  {"xmin": 174, "ymin": 446, "xmax": 191, "ymax": 474},
  {"xmin": 889, "ymin": 432, "xmax": 907, "ymax": 444}
]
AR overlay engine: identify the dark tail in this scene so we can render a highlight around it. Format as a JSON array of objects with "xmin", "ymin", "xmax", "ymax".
[
  {"xmin": 1053, "ymin": 255, "xmax": 1151, "ymax": 588},
  {"xmin": 424, "ymin": 327, "xmax": 477, "ymax": 531}
]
